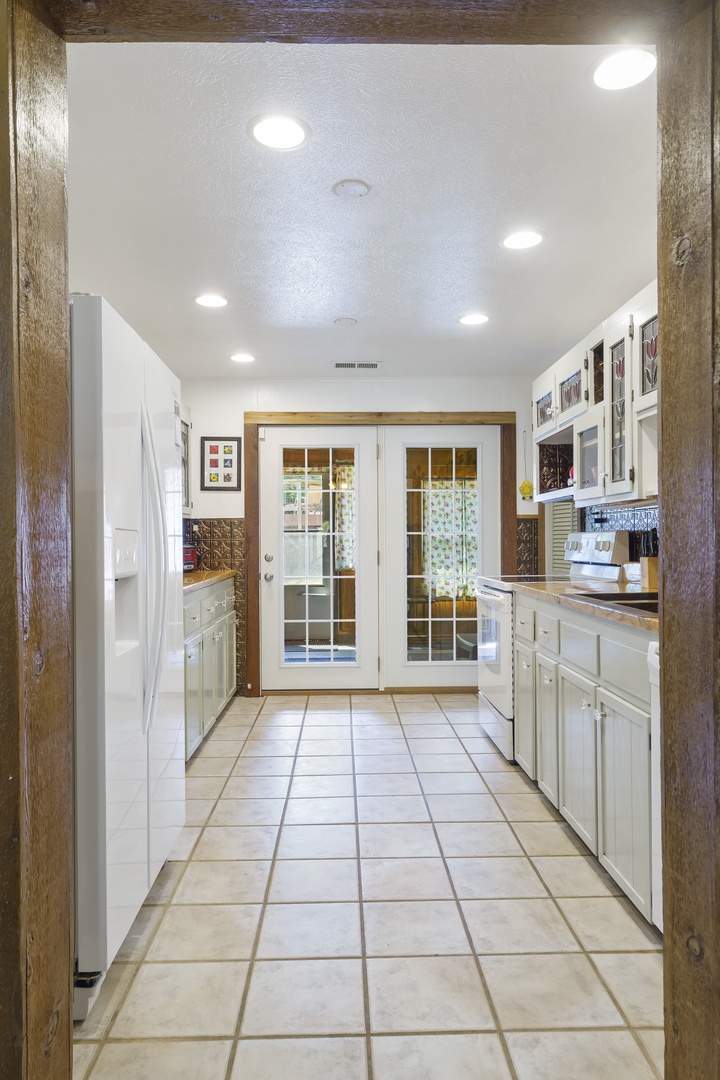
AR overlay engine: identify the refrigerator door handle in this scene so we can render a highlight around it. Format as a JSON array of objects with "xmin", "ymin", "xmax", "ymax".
[{"xmin": 141, "ymin": 402, "xmax": 169, "ymax": 735}]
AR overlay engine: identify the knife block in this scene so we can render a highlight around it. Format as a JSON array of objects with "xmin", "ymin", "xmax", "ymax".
[{"xmin": 640, "ymin": 556, "xmax": 658, "ymax": 590}]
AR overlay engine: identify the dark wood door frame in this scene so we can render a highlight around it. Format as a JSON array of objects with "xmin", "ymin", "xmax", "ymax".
[
  {"xmin": 243, "ymin": 411, "xmax": 517, "ymax": 696},
  {"xmin": 2, "ymin": 3, "xmax": 717, "ymax": 1077}
]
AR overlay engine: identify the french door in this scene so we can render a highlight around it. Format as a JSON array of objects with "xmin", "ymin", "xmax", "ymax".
[
  {"xmin": 260, "ymin": 427, "xmax": 380, "ymax": 690},
  {"xmin": 259, "ymin": 424, "xmax": 497, "ymax": 691},
  {"xmin": 382, "ymin": 426, "xmax": 499, "ymax": 688}
]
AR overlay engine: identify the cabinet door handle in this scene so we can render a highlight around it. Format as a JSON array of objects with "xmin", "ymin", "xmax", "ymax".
[
  {"xmin": 543, "ymin": 674, "xmax": 553, "ymax": 685},
  {"xmin": 539, "ymin": 628, "xmax": 549, "ymax": 636},
  {"xmin": 521, "ymin": 660, "xmax": 530, "ymax": 670},
  {"xmin": 518, "ymin": 619, "xmax": 527, "ymax": 626},
  {"xmin": 186, "ymin": 651, "xmax": 194, "ymax": 660},
  {"xmin": 217, "ymin": 631, "xmax": 223, "ymax": 640},
  {"xmin": 581, "ymin": 699, "xmax": 591, "ymax": 710},
  {"xmin": 191, "ymin": 614, "xmax": 199, "ymax": 621},
  {"xmin": 593, "ymin": 709, "xmax": 606, "ymax": 721}
]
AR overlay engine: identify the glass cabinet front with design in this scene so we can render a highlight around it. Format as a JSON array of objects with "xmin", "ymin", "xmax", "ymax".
[
  {"xmin": 603, "ymin": 312, "xmax": 634, "ymax": 498},
  {"xmin": 556, "ymin": 341, "xmax": 588, "ymax": 426},
  {"xmin": 532, "ymin": 366, "xmax": 558, "ymax": 441},
  {"xmin": 633, "ymin": 281, "xmax": 659, "ymax": 416}
]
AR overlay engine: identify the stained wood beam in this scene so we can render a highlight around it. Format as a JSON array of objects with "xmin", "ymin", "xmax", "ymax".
[
  {"xmin": 45, "ymin": 0, "xmax": 690, "ymax": 45},
  {"xmin": 0, "ymin": 0, "xmax": 73, "ymax": 1076},
  {"xmin": 658, "ymin": 4, "xmax": 720, "ymax": 1076}
]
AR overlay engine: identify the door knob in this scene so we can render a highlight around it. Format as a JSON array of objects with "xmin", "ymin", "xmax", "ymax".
[
  {"xmin": 264, "ymin": 553, "xmax": 274, "ymax": 562},
  {"xmin": 264, "ymin": 572, "xmax": 274, "ymax": 582}
]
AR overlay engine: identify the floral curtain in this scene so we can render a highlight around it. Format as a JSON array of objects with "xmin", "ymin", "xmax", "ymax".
[
  {"xmin": 422, "ymin": 479, "xmax": 478, "ymax": 597},
  {"xmin": 333, "ymin": 466, "xmax": 356, "ymax": 571}
]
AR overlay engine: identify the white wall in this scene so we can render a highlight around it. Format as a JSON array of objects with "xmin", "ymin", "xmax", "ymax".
[{"xmin": 182, "ymin": 375, "xmax": 534, "ymax": 519}]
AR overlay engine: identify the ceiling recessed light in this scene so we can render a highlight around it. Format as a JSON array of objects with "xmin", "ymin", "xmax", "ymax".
[
  {"xmin": 593, "ymin": 49, "xmax": 656, "ymax": 90},
  {"xmin": 334, "ymin": 317, "xmax": 358, "ymax": 326},
  {"xmin": 196, "ymin": 294, "xmax": 227, "ymax": 308},
  {"xmin": 333, "ymin": 179, "xmax": 371, "ymax": 199},
  {"xmin": 231, "ymin": 352, "xmax": 255, "ymax": 363},
  {"xmin": 503, "ymin": 231, "xmax": 543, "ymax": 250},
  {"xmin": 249, "ymin": 114, "xmax": 309, "ymax": 150},
  {"xmin": 459, "ymin": 313, "xmax": 489, "ymax": 326}
]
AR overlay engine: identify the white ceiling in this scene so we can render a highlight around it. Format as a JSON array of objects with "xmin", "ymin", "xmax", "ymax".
[{"xmin": 67, "ymin": 43, "xmax": 657, "ymax": 381}]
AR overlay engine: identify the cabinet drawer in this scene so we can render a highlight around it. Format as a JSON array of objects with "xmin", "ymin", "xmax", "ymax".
[
  {"xmin": 600, "ymin": 636, "xmax": 651, "ymax": 704},
  {"xmin": 560, "ymin": 622, "xmax": 599, "ymax": 676},
  {"xmin": 183, "ymin": 600, "xmax": 202, "ymax": 637},
  {"xmin": 536, "ymin": 611, "xmax": 560, "ymax": 653},
  {"xmin": 200, "ymin": 590, "xmax": 219, "ymax": 627},
  {"xmin": 515, "ymin": 606, "xmax": 535, "ymax": 643}
]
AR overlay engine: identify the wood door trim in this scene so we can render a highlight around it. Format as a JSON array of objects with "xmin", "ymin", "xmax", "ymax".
[
  {"xmin": 244, "ymin": 411, "xmax": 515, "ymax": 426},
  {"xmin": 244, "ymin": 414, "xmax": 517, "ymax": 695}
]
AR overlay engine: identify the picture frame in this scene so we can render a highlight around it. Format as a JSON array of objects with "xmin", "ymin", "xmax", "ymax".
[{"xmin": 200, "ymin": 436, "xmax": 242, "ymax": 491}]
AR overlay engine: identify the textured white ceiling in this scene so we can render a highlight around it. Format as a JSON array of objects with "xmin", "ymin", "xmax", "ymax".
[{"xmin": 67, "ymin": 43, "xmax": 656, "ymax": 380}]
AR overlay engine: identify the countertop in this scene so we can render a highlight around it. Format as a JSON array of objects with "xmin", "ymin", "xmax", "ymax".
[
  {"xmin": 514, "ymin": 581, "xmax": 659, "ymax": 632},
  {"xmin": 183, "ymin": 569, "xmax": 236, "ymax": 595}
]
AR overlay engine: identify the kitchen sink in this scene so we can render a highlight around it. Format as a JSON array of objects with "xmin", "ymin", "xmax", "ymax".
[{"xmin": 610, "ymin": 599, "xmax": 659, "ymax": 614}]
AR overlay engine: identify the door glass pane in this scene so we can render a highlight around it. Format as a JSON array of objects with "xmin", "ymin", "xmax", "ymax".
[
  {"xmin": 610, "ymin": 339, "xmax": 626, "ymax": 482},
  {"xmin": 559, "ymin": 369, "xmax": 582, "ymax": 416},
  {"xmin": 283, "ymin": 445, "xmax": 357, "ymax": 665},
  {"xmin": 405, "ymin": 446, "xmax": 478, "ymax": 663}
]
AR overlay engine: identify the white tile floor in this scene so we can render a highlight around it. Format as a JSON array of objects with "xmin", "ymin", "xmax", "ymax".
[{"xmin": 74, "ymin": 693, "xmax": 664, "ymax": 1080}]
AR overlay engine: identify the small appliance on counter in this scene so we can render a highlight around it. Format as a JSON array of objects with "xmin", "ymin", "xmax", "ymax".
[{"xmin": 183, "ymin": 545, "xmax": 198, "ymax": 572}]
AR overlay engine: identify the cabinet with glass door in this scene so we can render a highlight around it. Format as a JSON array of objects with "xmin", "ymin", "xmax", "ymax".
[
  {"xmin": 631, "ymin": 282, "xmax": 659, "ymax": 499},
  {"xmin": 532, "ymin": 361, "xmax": 560, "ymax": 442},
  {"xmin": 602, "ymin": 308, "xmax": 635, "ymax": 500}
]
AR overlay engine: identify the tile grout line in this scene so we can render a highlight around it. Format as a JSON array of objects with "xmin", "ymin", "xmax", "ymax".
[
  {"xmin": 454, "ymin": 699, "xmax": 664, "ymax": 1079},
  {"xmin": 349, "ymin": 696, "xmax": 376, "ymax": 1080},
  {"xmin": 395, "ymin": 693, "xmax": 521, "ymax": 1080},
  {"xmin": 222, "ymin": 695, "xmax": 311, "ymax": 1080},
  {"xmin": 77, "ymin": 697, "xmax": 268, "ymax": 1074}
]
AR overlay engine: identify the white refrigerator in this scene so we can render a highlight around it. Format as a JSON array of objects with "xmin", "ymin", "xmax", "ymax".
[{"xmin": 71, "ymin": 294, "xmax": 185, "ymax": 1018}]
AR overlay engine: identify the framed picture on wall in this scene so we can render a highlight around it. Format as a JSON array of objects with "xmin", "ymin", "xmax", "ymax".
[{"xmin": 200, "ymin": 436, "xmax": 242, "ymax": 491}]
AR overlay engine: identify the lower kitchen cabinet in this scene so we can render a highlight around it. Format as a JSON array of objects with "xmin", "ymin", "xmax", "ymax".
[
  {"xmin": 596, "ymin": 687, "xmax": 652, "ymax": 920},
  {"xmin": 536, "ymin": 654, "xmax": 559, "ymax": 809},
  {"xmin": 559, "ymin": 665, "xmax": 598, "ymax": 854},
  {"xmin": 184, "ymin": 633, "xmax": 203, "ymax": 758},
  {"xmin": 514, "ymin": 641, "xmax": 536, "ymax": 780},
  {"xmin": 184, "ymin": 577, "xmax": 237, "ymax": 759}
]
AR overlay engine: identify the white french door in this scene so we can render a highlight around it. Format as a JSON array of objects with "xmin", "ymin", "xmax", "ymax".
[
  {"xmin": 382, "ymin": 426, "xmax": 500, "ymax": 688},
  {"xmin": 259, "ymin": 423, "xmax": 499, "ymax": 691},
  {"xmin": 260, "ymin": 427, "xmax": 379, "ymax": 690}
]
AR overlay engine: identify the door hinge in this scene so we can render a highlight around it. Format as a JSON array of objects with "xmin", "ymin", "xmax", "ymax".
[
  {"xmin": 584, "ymin": 354, "xmax": 589, "ymax": 370},
  {"xmin": 629, "ymin": 466, "xmax": 635, "ymax": 483},
  {"xmin": 649, "ymin": 732, "xmax": 652, "ymax": 751},
  {"xmin": 628, "ymin": 315, "xmax": 635, "ymax": 340},
  {"xmin": 377, "ymin": 550, "xmax": 380, "ymax": 566},
  {"xmin": 378, "ymin": 656, "xmax": 381, "ymax": 672},
  {"xmin": 259, "ymin": 426, "xmax": 266, "ymax": 440},
  {"xmin": 376, "ymin": 442, "xmax": 381, "ymax": 459}
]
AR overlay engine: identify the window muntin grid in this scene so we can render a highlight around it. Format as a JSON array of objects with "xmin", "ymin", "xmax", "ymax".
[
  {"xmin": 405, "ymin": 447, "xmax": 478, "ymax": 663},
  {"xmin": 282, "ymin": 447, "xmax": 357, "ymax": 664}
]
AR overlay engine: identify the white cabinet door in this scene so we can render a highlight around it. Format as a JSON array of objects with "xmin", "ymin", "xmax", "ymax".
[
  {"xmin": 596, "ymin": 687, "xmax": 652, "ymax": 919},
  {"xmin": 514, "ymin": 641, "xmax": 536, "ymax": 778},
  {"xmin": 555, "ymin": 341, "xmax": 588, "ymax": 428},
  {"xmin": 559, "ymin": 665, "xmax": 598, "ymax": 853},
  {"xmin": 184, "ymin": 633, "xmax": 203, "ymax": 760},
  {"xmin": 202, "ymin": 626, "xmax": 217, "ymax": 735},
  {"xmin": 573, "ymin": 405, "xmax": 605, "ymax": 504},
  {"xmin": 214, "ymin": 616, "xmax": 229, "ymax": 712},
  {"xmin": 225, "ymin": 610, "xmax": 237, "ymax": 700},
  {"xmin": 536, "ymin": 654, "xmax": 559, "ymax": 808}
]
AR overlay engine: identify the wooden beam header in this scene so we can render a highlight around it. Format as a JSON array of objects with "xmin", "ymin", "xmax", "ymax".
[
  {"xmin": 244, "ymin": 411, "xmax": 515, "ymax": 426},
  {"xmin": 47, "ymin": 0, "xmax": 686, "ymax": 45}
]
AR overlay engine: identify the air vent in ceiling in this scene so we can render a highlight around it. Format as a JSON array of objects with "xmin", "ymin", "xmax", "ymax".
[{"xmin": 333, "ymin": 361, "xmax": 382, "ymax": 370}]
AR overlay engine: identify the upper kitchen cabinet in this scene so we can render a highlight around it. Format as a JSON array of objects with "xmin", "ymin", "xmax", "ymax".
[
  {"xmin": 632, "ymin": 282, "xmax": 659, "ymax": 500},
  {"xmin": 531, "ymin": 280, "xmax": 658, "ymax": 507},
  {"xmin": 603, "ymin": 306, "xmax": 634, "ymax": 500}
]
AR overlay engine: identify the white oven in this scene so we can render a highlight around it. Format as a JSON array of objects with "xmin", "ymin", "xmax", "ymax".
[{"xmin": 476, "ymin": 582, "xmax": 515, "ymax": 760}]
